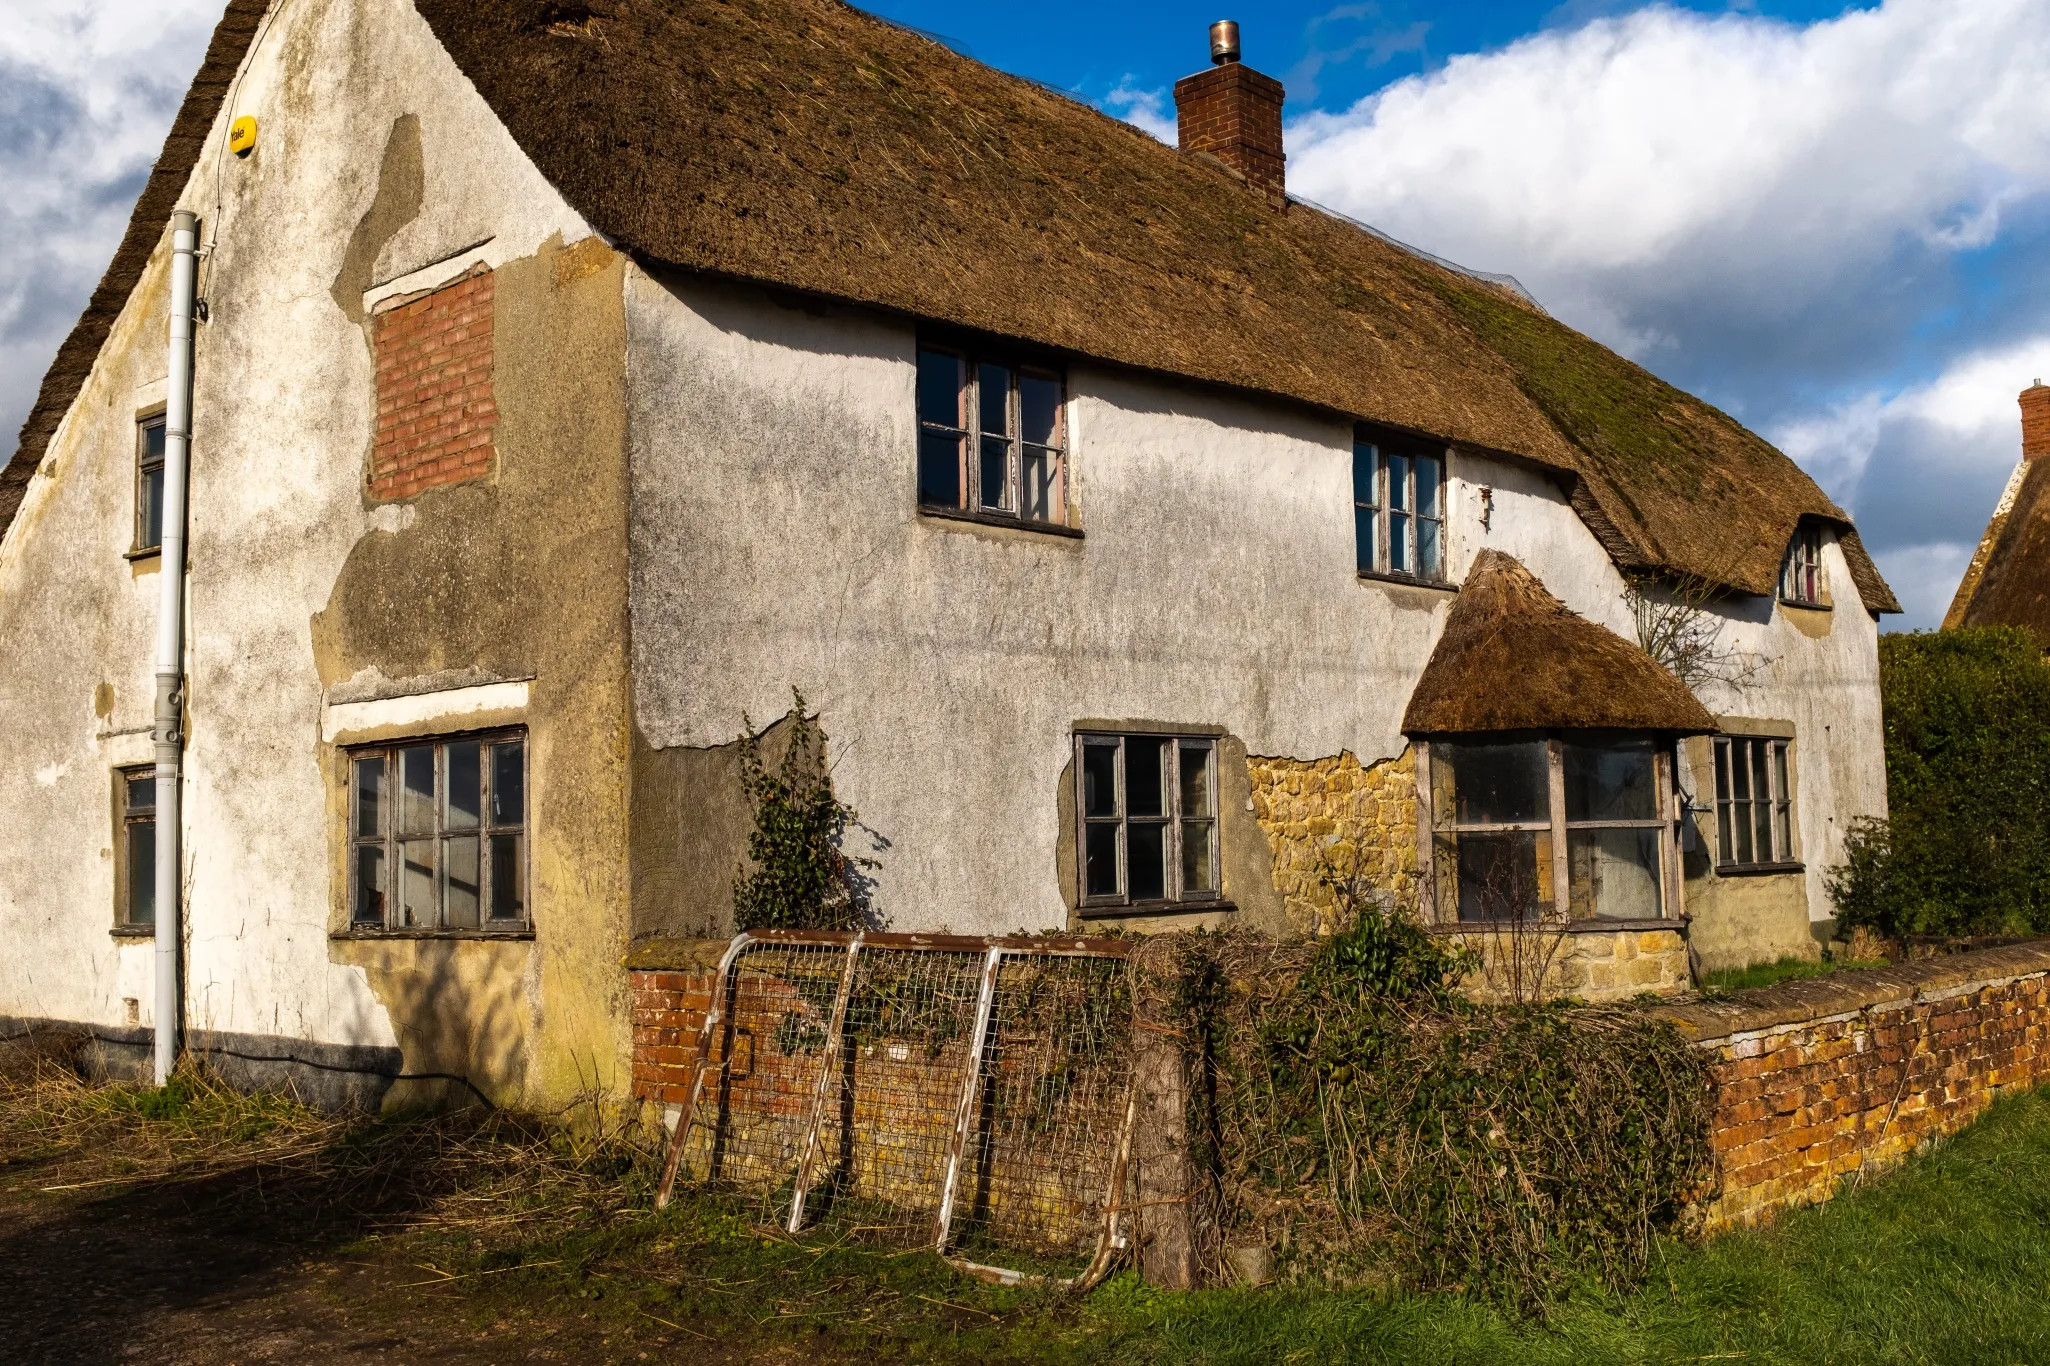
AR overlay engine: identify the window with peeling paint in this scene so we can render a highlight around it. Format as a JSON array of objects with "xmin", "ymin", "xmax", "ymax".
[
  {"xmin": 1781, "ymin": 524, "xmax": 1827, "ymax": 607},
  {"xmin": 1426, "ymin": 733, "xmax": 1677, "ymax": 923},
  {"xmin": 1076, "ymin": 733, "xmax": 1219, "ymax": 912},
  {"xmin": 1714, "ymin": 735, "xmax": 1798, "ymax": 872},
  {"xmin": 1354, "ymin": 432, "xmax": 1446, "ymax": 583},
  {"xmin": 347, "ymin": 731, "xmax": 527, "ymax": 933},
  {"xmin": 918, "ymin": 346, "xmax": 1068, "ymax": 528}
]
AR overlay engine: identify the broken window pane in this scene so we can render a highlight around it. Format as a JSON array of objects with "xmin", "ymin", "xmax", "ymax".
[
  {"xmin": 1125, "ymin": 737, "xmax": 1166, "ymax": 818},
  {"xmin": 1084, "ymin": 823, "xmax": 1120, "ymax": 897},
  {"xmin": 444, "ymin": 835, "xmax": 481, "ymax": 929},
  {"xmin": 489, "ymin": 833, "xmax": 525, "ymax": 920},
  {"xmin": 1082, "ymin": 742, "xmax": 1118, "ymax": 818},
  {"xmin": 399, "ymin": 745, "xmax": 436, "ymax": 836},
  {"xmin": 446, "ymin": 741, "xmax": 481, "ymax": 830},
  {"xmin": 491, "ymin": 741, "xmax": 524, "ymax": 826},
  {"xmin": 353, "ymin": 844, "xmax": 385, "ymax": 925},
  {"xmin": 1568, "ymin": 828, "xmax": 1662, "ymax": 920},
  {"xmin": 1563, "ymin": 737, "xmax": 1656, "ymax": 821},
  {"xmin": 1128, "ymin": 822, "xmax": 1167, "ymax": 900}
]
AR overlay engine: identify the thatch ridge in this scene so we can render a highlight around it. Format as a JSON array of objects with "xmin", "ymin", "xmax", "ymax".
[
  {"xmin": 411, "ymin": 0, "xmax": 1894, "ymax": 612},
  {"xmin": 1951, "ymin": 458, "xmax": 2050, "ymax": 636},
  {"xmin": 0, "ymin": 0, "xmax": 272, "ymax": 543},
  {"xmin": 1402, "ymin": 550, "xmax": 1718, "ymax": 735}
]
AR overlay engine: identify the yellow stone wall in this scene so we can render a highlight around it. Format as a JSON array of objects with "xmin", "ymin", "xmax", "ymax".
[
  {"xmin": 1446, "ymin": 926, "xmax": 1691, "ymax": 1003},
  {"xmin": 1247, "ymin": 749, "xmax": 1420, "ymax": 934}
]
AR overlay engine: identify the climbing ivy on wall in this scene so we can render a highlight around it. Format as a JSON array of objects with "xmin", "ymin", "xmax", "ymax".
[
  {"xmin": 732, "ymin": 689, "xmax": 872, "ymax": 932},
  {"xmin": 1831, "ymin": 627, "xmax": 2050, "ymax": 940}
]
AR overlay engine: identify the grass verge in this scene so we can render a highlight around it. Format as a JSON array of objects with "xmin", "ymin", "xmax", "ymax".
[{"xmin": 1701, "ymin": 954, "xmax": 1890, "ymax": 993}]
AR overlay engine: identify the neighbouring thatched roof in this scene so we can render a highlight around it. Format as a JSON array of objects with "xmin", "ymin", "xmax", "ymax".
[
  {"xmin": 0, "ymin": 0, "xmax": 270, "ymax": 540},
  {"xmin": 1402, "ymin": 550, "xmax": 1718, "ymax": 735},
  {"xmin": 4, "ymin": 0, "xmax": 1900, "ymax": 618},
  {"xmin": 1947, "ymin": 457, "xmax": 2050, "ymax": 636}
]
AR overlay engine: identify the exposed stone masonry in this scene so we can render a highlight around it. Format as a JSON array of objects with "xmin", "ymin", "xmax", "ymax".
[{"xmin": 1247, "ymin": 748, "xmax": 1419, "ymax": 934}]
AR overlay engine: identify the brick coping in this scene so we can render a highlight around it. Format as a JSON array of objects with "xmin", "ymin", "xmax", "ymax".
[{"xmin": 1650, "ymin": 938, "xmax": 2050, "ymax": 1042}]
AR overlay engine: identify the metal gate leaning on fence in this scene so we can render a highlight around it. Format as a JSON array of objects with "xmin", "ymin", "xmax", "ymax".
[{"xmin": 654, "ymin": 930, "xmax": 1137, "ymax": 1288}]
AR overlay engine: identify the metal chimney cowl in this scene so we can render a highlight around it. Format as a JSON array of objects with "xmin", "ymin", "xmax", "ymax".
[{"xmin": 1209, "ymin": 20, "xmax": 1240, "ymax": 64}]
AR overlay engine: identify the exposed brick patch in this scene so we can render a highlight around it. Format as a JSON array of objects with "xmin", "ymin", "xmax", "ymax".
[
  {"xmin": 1653, "ymin": 942, "xmax": 2050, "ymax": 1230},
  {"xmin": 369, "ymin": 267, "xmax": 497, "ymax": 501}
]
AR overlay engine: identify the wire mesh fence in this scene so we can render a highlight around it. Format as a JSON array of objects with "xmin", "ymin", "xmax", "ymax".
[{"xmin": 657, "ymin": 930, "xmax": 1135, "ymax": 1284}]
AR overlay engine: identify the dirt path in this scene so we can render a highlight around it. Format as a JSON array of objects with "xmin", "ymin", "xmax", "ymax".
[{"xmin": 0, "ymin": 1173, "xmax": 749, "ymax": 1365}]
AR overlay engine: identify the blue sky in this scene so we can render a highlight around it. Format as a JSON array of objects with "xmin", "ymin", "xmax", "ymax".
[{"xmin": 7, "ymin": 1, "xmax": 2050, "ymax": 627}]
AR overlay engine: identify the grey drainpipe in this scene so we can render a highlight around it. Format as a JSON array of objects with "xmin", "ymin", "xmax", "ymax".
[{"xmin": 153, "ymin": 210, "xmax": 199, "ymax": 1087}]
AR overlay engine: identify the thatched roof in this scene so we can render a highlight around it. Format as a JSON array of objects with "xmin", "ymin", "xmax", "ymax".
[
  {"xmin": 1946, "ymin": 457, "xmax": 2050, "ymax": 636},
  {"xmin": 4, "ymin": 0, "xmax": 1900, "ymax": 619},
  {"xmin": 1402, "ymin": 550, "xmax": 1717, "ymax": 735}
]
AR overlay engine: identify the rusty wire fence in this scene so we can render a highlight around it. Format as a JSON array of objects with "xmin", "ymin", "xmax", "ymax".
[{"xmin": 655, "ymin": 930, "xmax": 1136, "ymax": 1287}]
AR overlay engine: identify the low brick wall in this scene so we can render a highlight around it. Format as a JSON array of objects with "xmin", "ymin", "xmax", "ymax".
[
  {"xmin": 1653, "ymin": 940, "xmax": 2050, "ymax": 1230},
  {"xmin": 626, "ymin": 939, "xmax": 727, "ymax": 1108}
]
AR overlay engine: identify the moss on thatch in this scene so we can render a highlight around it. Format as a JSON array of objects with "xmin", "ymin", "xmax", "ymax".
[{"xmin": 1402, "ymin": 550, "xmax": 1717, "ymax": 735}]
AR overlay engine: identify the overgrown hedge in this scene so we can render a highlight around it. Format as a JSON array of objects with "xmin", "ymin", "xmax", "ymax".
[
  {"xmin": 1830, "ymin": 627, "xmax": 2050, "ymax": 940},
  {"xmin": 1158, "ymin": 909, "xmax": 1716, "ymax": 1311}
]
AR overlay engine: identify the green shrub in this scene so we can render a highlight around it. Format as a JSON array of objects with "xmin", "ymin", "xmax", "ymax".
[
  {"xmin": 731, "ymin": 688, "xmax": 873, "ymax": 932},
  {"xmin": 1830, "ymin": 627, "xmax": 2050, "ymax": 939}
]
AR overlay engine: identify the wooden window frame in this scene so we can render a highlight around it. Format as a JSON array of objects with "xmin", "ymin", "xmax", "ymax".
[
  {"xmin": 132, "ymin": 410, "xmax": 167, "ymax": 558},
  {"xmin": 1354, "ymin": 432, "xmax": 1449, "ymax": 585},
  {"xmin": 1074, "ymin": 732, "xmax": 1222, "ymax": 915},
  {"xmin": 114, "ymin": 765, "xmax": 156, "ymax": 934},
  {"xmin": 1712, "ymin": 735, "xmax": 1800, "ymax": 874},
  {"xmin": 1780, "ymin": 524, "xmax": 1827, "ymax": 608},
  {"xmin": 916, "ymin": 344, "xmax": 1073, "ymax": 534},
  {"xmin": 345, "ymin": 728, "xmax": 530, "ymax": 936},
  {"xmin": 1417, "ymin": 734, "xmax": 1683, "ymax": 926}
]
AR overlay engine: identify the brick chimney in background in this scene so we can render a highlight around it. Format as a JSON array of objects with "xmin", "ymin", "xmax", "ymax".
[
  {"xmin": 2023, "ymin": 380, "xmax": 2050, "ymax": 460},
  {"xmin": 1175, "ymin": 21, "xmax": 1287, "ymax": 206}
]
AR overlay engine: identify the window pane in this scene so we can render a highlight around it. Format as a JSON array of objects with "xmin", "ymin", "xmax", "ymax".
[
  {"xmin": 1415, "ymin": 456, "xmax": 1441, "ymax": 518},
  {"xmin": 399, "ymin": 839, "xmax": 437, "ymax": 927},
  {"xmin": 1019, "ymin": 375, "xmax": 1060, "ymax": 446},
  {"xmin": 1389, "ymin": 511, "xmax": 1410, "ymax": 573},
  {"xmin": 1129, "ymin": 822, "xmax": 1167, "ymax": 900},
  {"xmin": 1021, "ymin": 447, "xmax": 1056, "ymax": 522},
  {"xmin": 1126, "ymin": 737, "xmax": 1166, "ymax": 818},
  {"xmin": 1417, "ymin": 518, "xmax": 1441, "ymax": 580},
  {"xmin": 1084, "ymin": 823, "xmax": 1120, "ymax": 897},
  {"xmin": 918, "ymin": 432, "xmax": 964, "ymax": 507},
  {"xmin": 1563, "ymin": 738, "xmax": 1657, "ymax": 821},
  {"xmin": 1354, "ymin": 503, "xmax": 1376, "ymax": 573},
  {"xmin": 1388, "ymin": 454, "xmax": 1411, "ymax": 511},
  {"xmin": 917, "ymin": 350, "xmax": 962, "ymax": 427},
  {"xmin": 1774, "ymin": 744, "xmax": 1793, "ymax": 858},
  {"xmin": 1178, "ymin": 744, "xmax": 1213, "ymax": 817},
  {"xmin": 489, "ymin": 833, "xmax": 525, "ymax": 920},
  {"xmin": 444, "ymin": 835, "xmax": 481, "ymax": 929},
  {"xmin": 1751, "ymin": 743, "xmax": 1773, "ymax": 861},
  {"xmin": 1181, "ymin": 820, "xmax": 1216, "ymax": 893},
  {"xmin": 127, "ymin": 772, "xmax": 156, "ymax": 813},
  {"xmin": 1450, "ymin": 830, "xmax": 1543, "ymax": 922},
  {"xmin": 127, "ymin": 818, "xmax": 155, "ymax": 927},
  {"xmin": 979, "ymin": 435, "xmax": 1010, "ymax": 510},
  {"xmin": 1716, "ymin": 801, "xmax": 1733, "ymax": 865},
  {"xmin": 1729, "ymin": 741, "xmax": 1751, "ymax": 802},
  {"xmin": 490, "ymin": 741, "xmax": 524, "ymax": 826},
  {"xmin": 1714, "ymin": 741, "xmax": 1731, "ymax": 801},
  {"xmin": 399, "ymin": 745, "xmax": 436, "ymax": 835},
  {"xmin": 446, "ymin": 742, "xmax": 481, "ymax": 829},
  {"xmin": 1441, "ymin": 740, "xmax": 1549, "ymax": 825},
  {"xmin": 1568, "ymin": 828, "xmax": 1662, "ymax": 920},
  {"xmin": 1733, "ymin": 785, "xmax": 1754, "ymax": 865},
  {"xmin": 353, "ymin": 756, "xmax": 384, "ymax": 837},
  {"xmin": 1082, "ymin": 742, "xmax": 1119, "ymax": 818},
  {"xmin": 142, "ymin": 420, "xmax": 167, "ymax": 463},
  {"xmin": 140, "ymin": 465, "xmax": 165, "ymax": 550},
  {"xmin": 1352, "ymin": 442, "xmax": 1378, "ymax": 508},
  {"xmin": 353, "ymin": 843, "xmax": 385, "ymax": 925},
  {"xmin": 978, "ymin": 363, "xmax": 1010, "ymax": 435}
]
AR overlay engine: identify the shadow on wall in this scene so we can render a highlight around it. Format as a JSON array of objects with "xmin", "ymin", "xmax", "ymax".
[{"xmin": 329, "ymin": 935, "xmax": 531, "ymax": 1110}]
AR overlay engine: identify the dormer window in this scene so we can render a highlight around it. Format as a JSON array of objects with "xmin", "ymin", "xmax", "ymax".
[{"xmin": 1781, "ymin": 524, "xmax": 1826, "ymax": 607}]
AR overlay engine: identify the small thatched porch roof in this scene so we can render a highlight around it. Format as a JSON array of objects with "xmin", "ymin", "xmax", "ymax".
[{"xmin": 1402, "ymin": 550, "xmax": 1718, "ymax": 736}]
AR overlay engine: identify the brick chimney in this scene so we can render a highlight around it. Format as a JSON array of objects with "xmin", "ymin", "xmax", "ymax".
[
  {"xmin": 2023, "ymin": 380, "xmax": 2050, "ymax": 461},
  {"xmin": 1174, "ymin": 20, "xmax": 1286, "ymax": 206}
]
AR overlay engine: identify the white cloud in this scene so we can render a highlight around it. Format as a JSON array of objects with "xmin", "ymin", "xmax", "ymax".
[
  {"xmin": 0, "ymin": 2, "xmax": 223, "ymax": 447},
  {"xmin": 1284, "ymin": 0, "xmax": 2050, "ymax": 628},
  {"xmin": 1101, "ymin": 77, "xmax": 1177, "ymax": 144}
]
